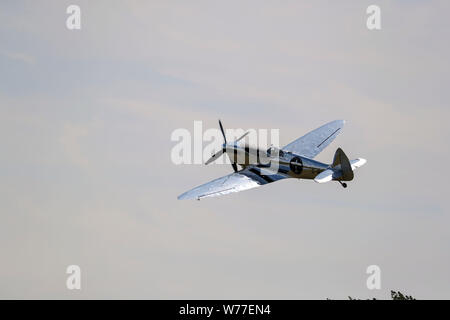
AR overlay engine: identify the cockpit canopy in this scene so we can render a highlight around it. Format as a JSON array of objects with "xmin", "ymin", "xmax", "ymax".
[{"xmin": 266, "ymin": 146, "xmax": 284, "ymax": 158}]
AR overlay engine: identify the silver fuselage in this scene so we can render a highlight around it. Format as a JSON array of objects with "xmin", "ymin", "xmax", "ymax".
[{"xmin": 225, "ymin": 144, "xmax": 329, "ymax": 179}]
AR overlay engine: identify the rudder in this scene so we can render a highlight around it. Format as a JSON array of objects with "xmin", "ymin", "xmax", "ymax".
[{"xmin": 332, "ymin": 148, "xmax": 354, "ymax": 181}]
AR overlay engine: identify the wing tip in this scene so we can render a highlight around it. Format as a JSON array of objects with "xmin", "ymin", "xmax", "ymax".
[
  {"xmin": 335, "ymin": 119, "xmax": 345, "ymax": 126},
  {"xmin": 177, "ymin": 193, "xmax": 188, "ymax": 200},
  {"xmin": 326, "ymin": 119, "xmax": 345, "ymax": 130}
]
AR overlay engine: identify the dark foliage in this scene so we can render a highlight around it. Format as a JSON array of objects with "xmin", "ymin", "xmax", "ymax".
[{"xmin": 347, "ymin": 290, "xmax": 416, "ymax": 300}]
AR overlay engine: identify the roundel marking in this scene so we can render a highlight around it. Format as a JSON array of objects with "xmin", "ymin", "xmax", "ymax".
[{"xmin": 289, "ymin": 157, "xmax": 303, "ymax": 174}]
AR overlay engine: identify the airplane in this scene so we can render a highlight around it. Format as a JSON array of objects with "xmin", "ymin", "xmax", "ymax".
[{"xmin": 178, "ymin": 120, "xmax": 366, "ymax": 200}]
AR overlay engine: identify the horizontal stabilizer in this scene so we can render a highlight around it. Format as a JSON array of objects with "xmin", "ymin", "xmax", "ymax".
[
  {"xmin": 314, "ymin": 169, "xmax": 334, "ymax": 183},
  {"xmin": 350, "ymin": 158, "xmax": 367, "ymax": 170}
]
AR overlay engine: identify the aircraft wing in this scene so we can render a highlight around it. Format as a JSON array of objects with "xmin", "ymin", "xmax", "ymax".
[
  {"xmin": 178, "ymin": 167, "xmax": 288, "ymax": 200},
  {"xmin": 282, "ymin": 120, "xmax": 345, "ymax": 159}
]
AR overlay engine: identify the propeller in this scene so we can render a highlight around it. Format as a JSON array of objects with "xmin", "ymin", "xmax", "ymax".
[
  {"xmin": 205, "ymin": 120, "xmax": 247, "ymax": 172},
  {"xmin": 235, "ymin": 131, "xmax": 249, "ymax": 143},
  {"xmin": 204, "ymin": 148, "xmax": 224, "ymax": 165},
  {"xmin": 218, "ymin": 119, "xmax": 227, "ymax": 144}
]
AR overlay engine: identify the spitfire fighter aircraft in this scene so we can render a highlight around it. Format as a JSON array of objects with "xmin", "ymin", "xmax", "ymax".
[{"xmin": 178, "ymin": 120, "xmax": 366, "ymax": 200}]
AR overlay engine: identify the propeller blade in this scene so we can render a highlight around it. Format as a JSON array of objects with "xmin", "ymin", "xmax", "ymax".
[
  {"xmin": 218, "ymin": 119, "xmax": 227, "ymax": 143},
  {"xmin": 217, "ymin": 120, "xmax": 238, "ymax": 173},
  {"xmin": 205, "ymin": 149, "xmax": 225, "ymax": 165},
  {"xmin": 235, "ymin": 131, "xmax": 249, "ymax": 143}
]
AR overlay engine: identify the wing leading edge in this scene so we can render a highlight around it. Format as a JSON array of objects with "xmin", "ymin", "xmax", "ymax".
[
  {"xmin": 282, "ymin": 120, "xmax": 345, "ymax": 159},
  {"xmin": 178, "ymin": 167, "xmax": 288, "ymax": 200}
]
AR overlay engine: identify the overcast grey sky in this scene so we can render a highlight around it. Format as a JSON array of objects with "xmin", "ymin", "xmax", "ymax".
[{"xmin": 1, "ymin": 0, "xmax": 449, "ymax": 299}]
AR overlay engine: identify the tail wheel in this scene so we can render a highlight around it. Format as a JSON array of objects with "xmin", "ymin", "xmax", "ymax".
[{"xmin": 338, "ymin": 181, "xmax": 347, "ymax": 188}]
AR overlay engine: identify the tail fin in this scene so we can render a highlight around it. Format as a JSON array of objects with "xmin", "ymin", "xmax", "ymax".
[{"xmin": 332, "ymin": 148, "xmax": 354, "ymax": 181}]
